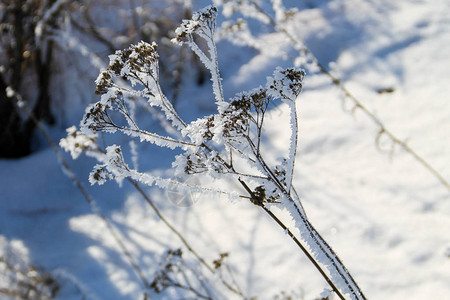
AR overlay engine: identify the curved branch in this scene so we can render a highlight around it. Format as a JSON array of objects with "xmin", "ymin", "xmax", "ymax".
[{"xmin": 249, "ymin": 1, "xmax": 450, "ymax": 193}]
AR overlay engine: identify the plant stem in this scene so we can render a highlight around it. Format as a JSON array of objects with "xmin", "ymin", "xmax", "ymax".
[
  {"xmin": 237, "ymin": 176, "xmax": 365, "ymax": 300},
  {"xmin": 262, "ymin": 207, "xmax": 346, "ymax": 300}
]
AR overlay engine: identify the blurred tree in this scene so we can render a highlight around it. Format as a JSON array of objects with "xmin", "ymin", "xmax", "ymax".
[{"xmin": 0, "ymin": 0, "xmax": 58, "ymax": 158}]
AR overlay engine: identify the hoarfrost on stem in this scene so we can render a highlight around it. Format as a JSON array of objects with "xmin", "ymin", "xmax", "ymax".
[
  {"xmin": 61, "ymin": 5, "xmax": 366, "ymax": 299},
  {"xmin": 172, "ymin": 6, "xmax": 226, "ymax": 110}
]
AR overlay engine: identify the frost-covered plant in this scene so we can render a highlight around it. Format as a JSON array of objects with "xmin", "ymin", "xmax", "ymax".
[
  {"xmin": 0, "ymin": 254, "xmax": 59, "ymax": 300},
  {"xmin": 62, "ymin": 5, "xmax": 365, "ymax": 300},
  {"xmin": 150, "ymin": 249, "xmax": 216, "ymax": 299}
]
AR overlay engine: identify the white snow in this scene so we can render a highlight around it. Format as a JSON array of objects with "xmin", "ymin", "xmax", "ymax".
[{"xmin": 1, "ymin": 0, "xmax": 449, "ymax": 299}]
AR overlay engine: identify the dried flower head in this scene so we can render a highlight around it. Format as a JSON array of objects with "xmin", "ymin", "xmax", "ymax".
[
  {"xmin": 267, "ymin": 67, "xmax": 305, "ymax": 101},
  {"xmin": 59, "ymin": 126, "xmax": 98, "ymax": 159},
  {"xmin": 213, "ymin": 252, "xmax": 229, "ymax": 269},
  {"xmin": 88, "ymin": 145, "xmax": 129, "ymax": 186},
  {"xmin": 150, "ymin": 249, "xmax": 183, "ymax": 294},
  {"xmin": 89, "ymin": 165, "xmax": 113, "ymax": 185},
  {"xmin": 172, "ymin": 6, "xmax": 218, "ymax": 44},
  {"xmin": 95, "ymin": 41, "xmax": 159, "ymax": 95}
]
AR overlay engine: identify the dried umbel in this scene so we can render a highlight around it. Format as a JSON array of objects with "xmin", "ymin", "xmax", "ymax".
[
  {"xmin": 150, "ymin": 249, "xmax": 183, "ymax": 294},
  {"xmin": 95, "ymin": 41, "xmax": 160, "ymax": 95},
  {"xmin": 225, "ymin": 88, "xmax": 268, "ymax": 129},
  {"xmin": 178, "ymin": 66, "xmax": 303, "ymax": 163},
  {"xmin": 82, "ymin": 102, "xmax": 112, "ymax": 134},
  {"xmin": 173, "ymin": 6, "xmax": 218, "ymax": 44},
  {"xmin": 267, "ymin": 67, "xmax": 305, "ymax": 101},
  {"xmin": 88, "ymin": 145, "xmax": 130, "ymax": 186},
  {"xmin": 60, "ymin": 126, "xmax": 98, "ymax": 159},
  {"xmin": 89, "ymin": 165, "xmax": 113, "ymax": 186},
  {"xmin": 149, "ymin": 248, "xmax": 212, "ymax": 298},
  {"xmin": 61, "ymin": 5, "xmax": 366, "ymax": 300}
]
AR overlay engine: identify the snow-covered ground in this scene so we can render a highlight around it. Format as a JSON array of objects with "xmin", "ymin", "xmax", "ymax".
[{"xmin": 1, "ymin": 0, "xmax": 449, "ymax": 299}]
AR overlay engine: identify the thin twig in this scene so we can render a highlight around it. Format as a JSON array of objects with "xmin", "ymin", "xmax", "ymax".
[
  {"xmin": 236, "ymin": 177, "xmax": 348, "ymax": 299},
  {"xmin": 250, "ymin": 148, "xmax": 366, "ymax": 300},
  {"xmin": 250, "ymin": 1, "xmax": 450, "ymax": 193},
  {"xmin": 262, "ymin": 207, "xmax": 346, "ymax": 300}
]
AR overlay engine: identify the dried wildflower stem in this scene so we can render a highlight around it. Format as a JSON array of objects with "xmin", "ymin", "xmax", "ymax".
[
  {"xmin": 262, "ymin": 206, "xmax": 346, "ymax": 300},
  {"xmin": 70, "ymin": 6, "xmax": 362, "ymax": 299},
  {"xmin": 5, "ymin": 89, "xmax": 151, "ymax": 290},
  {"xmin": 237, "ymin": 178, "xmax": 344, "ymax": 298},
  {"xmin": 286, "ymin": 100, "xmax": 298, "ymax": 194},
  {"xmin": 261, "ymin": 152, "xmax": 365, "ymax": 300},
  {"xmin": 208, "ymin": 28, "xmax": 225, "ymax": 104},
  {"xmin": 252, "ymin": 1, "xmax": 450, "ymax": 193},
  {"xmin": 237, "ymin": 164, "xmax": 365, "ymax": 300}
]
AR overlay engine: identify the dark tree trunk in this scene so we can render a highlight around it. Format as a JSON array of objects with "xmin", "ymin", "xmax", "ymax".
[
  {"xmin": 11, "ymin": 0, "xmax": 24, "ymax": 91},
  {"xmin": 31, "ymin": 41, "xmax": 55, "ymax": 125},
  {"xmin": 0, "ymin": 75, "xmax": 33, "ymax": 158},
  {"xmin": 0, "ymin": 0, "xmax": 55, "ymax": 158},
  {"xmin": 0, "ymin": 0, "xmax": 33, "ymax": 158}
]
